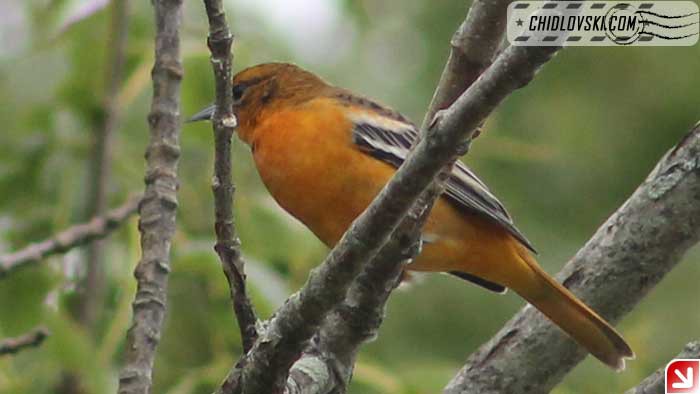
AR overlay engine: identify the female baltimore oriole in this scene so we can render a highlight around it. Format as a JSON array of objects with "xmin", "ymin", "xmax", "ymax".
[{"xmin": 191, "ymin": 62, "xmax": 634, "ymax": 370}]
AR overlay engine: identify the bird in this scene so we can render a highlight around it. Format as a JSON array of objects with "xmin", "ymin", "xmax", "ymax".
[{"xmin": 189, "ymin": 62, "xmax": 634, "ymax": 370}]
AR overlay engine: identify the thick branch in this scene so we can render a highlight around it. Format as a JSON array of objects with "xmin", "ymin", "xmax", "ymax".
[
  {"xmin": 445, "ymin": 123, "xmax": 700, "ymax": 394},
  {"xmin": 626, "ymin": 341, "xmax": 700, "ymax": 394},
  {"xmin": 117, "ymin": 0, "xmax": 183, "ymax": 393},
  {"xmin": 0, "ymin": 326, "xmax": 50, "ymax": 356},
  {"xmin": 203, "ymin": 0, "xmax": 258, "ymax": 353},
  {"xmin": 219, "ymin": 43, "xmax": 561, "ymax": 394},
  {"xmin": 287, "ymin": 187, "xmax": 439, "ymax": 394},
  {"xmin": 421, "ymin": 0, "xmax": 512, "ymax": 129},
  {"xmin": 0, "ymin": 195, "xmax": 140, "ymax": 279}
]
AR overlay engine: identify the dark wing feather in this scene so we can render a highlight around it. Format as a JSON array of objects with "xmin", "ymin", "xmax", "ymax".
[
  {"xmin": 449, "ymin": 271, "xmax": 507, "ymax": 293},
  {"xmin": 351, "ymin": 118, "xmax": 536, "ymax": 253}
]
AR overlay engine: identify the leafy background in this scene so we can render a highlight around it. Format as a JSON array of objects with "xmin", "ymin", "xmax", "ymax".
[{"xmin": 0, "ymin": 0, "xmax": 699, "ymax": 393}]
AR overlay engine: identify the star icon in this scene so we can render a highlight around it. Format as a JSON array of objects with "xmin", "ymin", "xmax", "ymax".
[{"xmin": 516, "ymin": 18, "xmax": 524, "ymax": 27}]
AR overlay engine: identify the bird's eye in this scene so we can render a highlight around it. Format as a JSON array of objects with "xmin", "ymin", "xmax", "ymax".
[{"xmin": 232, "ymin": 84, "xmax": 246, "ymax": 104}]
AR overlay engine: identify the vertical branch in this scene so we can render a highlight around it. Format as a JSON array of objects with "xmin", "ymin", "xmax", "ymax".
[
  {"xmin": 202, "ymin": 0, "xmax": 259, "ymax": 353},
  {"xmin": 117, "ymin": 0, "xmax": 183, "ymax": 393},
  {"xmin": 80, "ymin": 0, "xmax": 130, "ymax": 332}
]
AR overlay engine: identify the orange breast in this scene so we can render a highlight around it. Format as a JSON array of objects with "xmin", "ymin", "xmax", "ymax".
[
  {"xmin": 247, "ymin": 98, "xmax": 525, "ymax": 287},
  {"xmin": 250, "ymin": 100, "xmax": 387, "ymax": 243}
]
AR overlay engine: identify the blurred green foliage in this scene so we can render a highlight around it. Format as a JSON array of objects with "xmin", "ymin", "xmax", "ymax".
[{"xmin": 0, "ymin": 0, "xmax": 698, "ymax": 393}]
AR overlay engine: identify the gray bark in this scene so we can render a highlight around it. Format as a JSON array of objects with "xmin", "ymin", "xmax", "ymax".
[
  {"xmin": 421, "ymin": 0, "xmax": 513, "ymax": 129},
  {"xmin": 625, "ymin": 341, "xmax": 700, "ymax": 394},
  {"xmin": 0, "ymin": 195, "xmax": 140, "ymax": 279},
  {"xmin": 0, "ymin": 326, "xmax": 49, "ymax": 356},
  {"xmin": 202, "ymin": 0, "xmax": 259, "ymax": 354},
  {"xmin": 444, "ymin": 123, "xmax": 700, "ymax": 394},
  {"xmin": 117, "ymin": 0, "xmax": 183, "ymax": 392}
]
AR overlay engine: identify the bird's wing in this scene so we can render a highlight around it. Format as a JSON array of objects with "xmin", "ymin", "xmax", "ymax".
[{"xmin": 341, "ymin": 96, "xmax": 536, "ymax": 252}]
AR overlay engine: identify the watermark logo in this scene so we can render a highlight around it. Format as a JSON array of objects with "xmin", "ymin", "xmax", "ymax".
[
  {"xmin": 666, "ymin": 359, "xmax": 700, "ymax": 394},
  {"xmin": 507, "ymin": 1, "xmax": 699, "ymax": 46}
]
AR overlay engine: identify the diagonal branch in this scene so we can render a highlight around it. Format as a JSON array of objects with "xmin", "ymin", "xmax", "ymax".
[
  {"xmin": 625, "ymin": 341, "xmax": 700, "ymax": 394},
  {"xmin": 445, "ymin": 123, "xmax": 700, "ymax": 394},
  {"xmin": 286, "ymin": 187, "xmax": 440, "ymax": 394},
  {"xmin": 287, "ymin": 3, "xmax": 514, "ymax": 390},
  {"xmin": 203, "ymin": 0, "xmax": 258, "ymax": 354},
  {"xmin": 219, "ymin": 40, "xmax": 562, "ymax": 393},
  {"xmin": 421, "ymin": 0, "xmax": 513, "ymax": 129},
  {"xmin": 117, "ymin": 0, "xmax": 184, "ymax": 392},
  {"xmin": 0, "ymin": 326, "xmax": 50, "ymax": 356},
  {"xmin": 0, "ymin": 194, "xmax": 140, "ymax": 279}
]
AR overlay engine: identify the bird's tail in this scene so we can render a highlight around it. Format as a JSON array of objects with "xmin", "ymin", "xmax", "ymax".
[{"xmin": 511, "ymin": 246, "xmax": 634, "ymax": 370}]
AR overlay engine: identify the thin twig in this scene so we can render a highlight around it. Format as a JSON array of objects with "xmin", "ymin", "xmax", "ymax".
[
  {"xmin": 218, "ymin": 41, "xmax": 561, "ymax": 394},
  {"xmin": 0, "ymin": 326, "xmax": 50, "ymax": 356},
  {"xmin": 60, "ymin": 0, "xmax": 130, "ymax": 386},
  {"xmin": 0, "ymin": 194, "xmax": 141, "ymax": 279},
  {"xmin": 445, "ymin": 123, "xmax": 700, "ymax": 394},
  {"xmin": 625, "ymin": 341, "xmax": 700, "ymax": 394},
  {"xmin": 117, "ymin": 0, "xmax": 183, "ymax": 392},
  {"xmin": 202, "ymin": 0, "xmax": 258, "ymax": 354},
  {"xmin": 80, "ymin": 0, "xmax": 130, "ymax": 333}
]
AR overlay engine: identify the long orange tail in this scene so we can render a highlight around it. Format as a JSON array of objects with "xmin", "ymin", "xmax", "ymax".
[{"xmin": 510, "ymin": 246, "xmax": 634, "ymax": 370}]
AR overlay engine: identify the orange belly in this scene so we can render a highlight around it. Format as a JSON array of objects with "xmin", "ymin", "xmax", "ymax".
[{"xmin": 247, "ymin": 103, "xmax": 525, "ymax": 288}]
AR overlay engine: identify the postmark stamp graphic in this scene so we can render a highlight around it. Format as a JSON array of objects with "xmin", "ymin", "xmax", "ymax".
[{"xmin": 507, "ymin": 1, "xmax": 699, "ymax": 46}]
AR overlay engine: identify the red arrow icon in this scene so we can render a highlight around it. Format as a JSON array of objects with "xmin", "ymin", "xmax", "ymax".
[{"xmin": 666, "ymin": 359, "xmax": 700, "ymax": 393}]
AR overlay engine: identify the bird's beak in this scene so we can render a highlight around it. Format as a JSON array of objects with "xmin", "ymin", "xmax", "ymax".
[{"xmin": 186, "ymin": 104, "xmax": 215, "ymax": 123}]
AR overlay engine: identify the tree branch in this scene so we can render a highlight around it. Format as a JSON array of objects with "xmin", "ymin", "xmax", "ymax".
[
  {"xmin": 202, "ymin": 0, "xmax": 258, "ymax": 354},
  {"xmin": 286, "ymin": 188, "xmax": 439, "ymax": 394},
  {"xmin": 421, "ymin": 0, "xmax": 512, "ymax": 129},
  {"xmin": 625, "ymin": 341, "xmax": 700, "ymax": 394},
  {"xmin": 80, "ymin": 0, "xmax": 130, "ymax": 334},
  {"xmin": 61, "ymin": 3, "xmax": 131, "ymax": 389},
  {"xmin": 0, "ymin": 194, "xmax": 140, "ymax": 279},
  {"xmin": 445, "ymin": 123, "xmax": 700, "ymax": 394},
  {"xmin": 117, "ymin": 0, "xmax": 183, "ymax": 392},
  {"xmin": 218, "ymin": 40, "xmax": 561, "ymax": 393},
  {"xmin": 0, "ymin": 326, "xmax": 50, "ymax": 356},
  {"xmin": 287, "ymin": 3, "xmax": 514, "ymax": 390}
]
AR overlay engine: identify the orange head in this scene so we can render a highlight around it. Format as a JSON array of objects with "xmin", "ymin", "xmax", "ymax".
[{"xmin": 189, "ymin": 63, "xmax": 330, "ymax": 137}]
